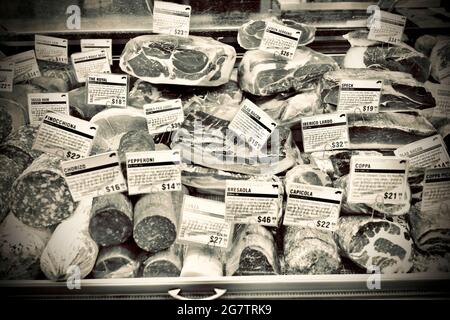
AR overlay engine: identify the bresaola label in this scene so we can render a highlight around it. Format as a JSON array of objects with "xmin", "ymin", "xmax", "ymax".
[
  {"xmin": 4, "ymin": 50, "xmax": 41, "ymax": 83},
  {"xmin": 87, "ymin": 73, "xmax": 128, "ymax": 107},
  {"xmin": 144, "ymin": 99, "xmax": 184, "ymax": 134},
  {"xmin": 80, "ymin": 39, "xmax": 113, "ymax": 65},
  {"xmin": 260, "ymin": 21, "xmax": 301, "ymax": 60},
  {"xmin": 338, "ymin": 79, "xmax": 383, "ymax": 113},
  {"xmin": 0, "ymin": 61, "xmax": 14, "ymax": 92},
  {"xmin": 153, "ymin": 1, "xmax": 191, "ymax": 37},
  {"xmin": 27, "ymin": 92, "xmax": 69, "ymax": 125},
  {"xmin": 368, "ymin": 10, "xmax": 406, "ymax": 45},
  {"xmin": 35, "ymin": 35, "xmax": 68, "ymax": 64},
  {"xmin": 71, "ymin": 49, "xmax": 111, "ymax": 83}
]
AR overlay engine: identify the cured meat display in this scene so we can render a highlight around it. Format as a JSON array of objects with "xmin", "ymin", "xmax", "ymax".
[
  {"xmin": 141, "ymin": 244, "xmax": 183, "ymax": 278},
  {"xmin": 92, "ymin": 242, "xmax": 141, "ymax": 279}
]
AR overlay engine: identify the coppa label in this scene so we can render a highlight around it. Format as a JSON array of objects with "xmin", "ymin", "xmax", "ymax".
[
  {"xmin": 143, "ymin": 99, "xmax": 184, "ymax": 134},
  {"xmin": 225, "ymin": 180, "xmax": 281, "ymax": 226},
  {"xmin": 61, "ymin": 151, "xmax": 127, "ymax": 201},
  {"xmin": 80, "ymin": 39, "xmax": 113, "ymax": 65},
  {"xmin": 35, "ymin": 35, "xmax": 68, "ymax": 64},
  {"xmin": 87, "ymin": 73, "xmax": 128, "ymax": 107},
  {"xmin": 126, "ymin": 150, "xmax": 182, "ymax": 195},
  {"xmin": 178, "ymin": 195, "xmax": 232, "ymax": 249},
  {"xmin": 4, "ymin": 50, "xmax": 41, "ymax": 83},
  {"xmin": 301, "ymin": 113, "xmax": 349, "ymax": 153},
  {"xmin": 153, "ymin": 1, "xmax": 191, "ymax": 37},
  {"xmin": 394, "ymin": 135, "xmax": 450, "ymax": 169},
  {"xmin": 228, "ymin": 99, "xmax": 277, "ymax": 151},
  {"xmin": 32, "ymin": 113, "xmax": 97, "ymax": 160},
  {"xmin": 421, "ymin": 167, "xmax": 450, "ymax": 215},
  {"xmin": 71, "ymin": 49, "xmax": 110, "ymax": 83},
  {"xmin": 0, "ymin": 61, "xmax": 14, "ymax": 92},
  {"xmin": 348, "ymin": 156, "xmax": 409, "ymax": 205},
  {"xmin": 338, "ymin": 79, "xmax": 383, "ymax": 113},
  {"xmin": 432, "ymin": 85, "xmax": 450, "ymax": 118},
  {"xmin": 27, "ymin": 92, "xmax": 69, "ymax": 125},
  {"xmin": 260, "ymin": 21, "xmax": 301, "ymax": 60},
  {"xmin": 368, "ymin": 10, "xmax": 406, "ymax": 45},
  {"xmin": 284, "ymin": 183, "xmax": 343, "ymax": 231}
]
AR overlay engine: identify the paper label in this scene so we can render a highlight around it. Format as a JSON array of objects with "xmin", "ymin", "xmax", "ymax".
[
  {"xmin": 0, "ymin": 61, "xmax": 14, "ymax": 92},
  {"xmin": 4, "ymin": 50, "xmax": 41, "ymax": 83},
  {"xmin": 284, "ymin": 183, "xmax": 343, "ymax": 231},
  {"xmin": 225, "ymin": 180, "xmax": 281, "ymax": 226},
  {"xmin": 87, "ymin": 73, "xmax": 128, "ymax": 107},
  {"xmin": 28, "ymin": 92, "xmax": 69, "ymax": 125},
  {"xmin": 35, "ymin": 35, "xmax": 68, "ymax": 64},
  {"xmin": 61, "ymin": 151, "xmax": 127, "ymax": 201},
  {"xmin": 368, "ymin": 10, "xmax": 406, "ymax": 45},
  {"xmin": 348, "ymin": 156, "xmax": 409, "ymax": 205},
  {"xmin": 260, "ymin": 21, "xmax": 301, "ymax": 60},
  {"xmin": 80, "ymin": 39, "xmax": 113, "ymax": 65},
  {"xmin": 433, "ymin": 85, "xmax": 450, "ymax": 118},
  {"xmin": 32, "ymin": 113, "xmax": 97, "ymax": 159},
  {"xmin": 394, "ymin": 135, "xmax": 450, "ymax": 169},
  {"xmin": 301, "ymin": 113, "xmax": 350, "ymax": 153},
  {"xmin": 126, "ymin": 150, "xmax": 182, "ymax": 195},
  {"xmin": 438, "ymin": 66, "xmax": 450, "ymax": 82},
  {"xmin": 144, "ymin": 99, "xmax": 184, "ymax": 134},
  {"xmin": 71, "ymin": 49, "xmax": 110, "ymax": 83},
  {"xmin": 421, "ymin": 167, "xmax": 450, "ymax": 214},
  {"xmin": 228, "ymin": 99, "xmax": 277, "ymax": 151},
  {"xmin": 178, "ymin": 195, "xmax": 232, "ymax": 249},
  {"xmin": 153, "ymin": 1, "xmax": 191, "ymax": 37},
  {"xmin": 338, "ymin": 79, "xmax": 383, "ymax": 113}
]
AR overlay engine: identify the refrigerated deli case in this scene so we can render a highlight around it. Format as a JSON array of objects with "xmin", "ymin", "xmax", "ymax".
[{"xmin": 1, "ymin": 0, "xmax": 450, "ymax": 300}]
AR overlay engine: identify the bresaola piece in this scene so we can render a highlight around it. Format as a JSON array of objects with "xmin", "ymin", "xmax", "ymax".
[{"xmin": 120, "ymin": 35, "xmax": 236, "ymax": 86}]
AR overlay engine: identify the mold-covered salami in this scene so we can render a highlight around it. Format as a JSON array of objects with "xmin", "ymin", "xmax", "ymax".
[
  {"xmin": 141, "ymin": 244, "xmax": 183, "ymax": 277},
  {"xmin": 0, "ymin": 155, "xmax": 21, "ymax": 223},
  {"xmin": 92, "ymin": 242, "xmax": 141, "ymax": 279}
]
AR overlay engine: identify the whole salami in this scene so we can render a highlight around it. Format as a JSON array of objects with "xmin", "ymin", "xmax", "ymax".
[{"xmin": 141, "ymin": 244, "xmax": 183, "ymax": 278}]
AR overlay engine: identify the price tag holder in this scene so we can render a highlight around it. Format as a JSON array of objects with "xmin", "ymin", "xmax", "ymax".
[
  {"xmin": 80, "ymin": 39, "xmax": 113, "ymax": 65},
  {"xmin": 35, "ymin": 35, "xmax": 68, "ymax": 64},
  {"xmin": 348, "ymin": 156, "xmax": 409, "ymax": 205},
  {"xmin": 225, "ymin": 180, "xmax": 281, "ymax": 227},
  {"xmin": 284, "ymin": 183, "xmax": 343, "ymax": 231},
  {"xmin": 301, "ymin": 113, "xmax": 350, "ymax": 153},
  {"xmin": 144, "ymin": 99, "xmax": 184, "ymax": 134},
  {"xmin": 338, "ymin": 79, "xmax": 383, "ymax": 113},
  {"xmin": 153, "ymin": 1, "xmax": 191, "ymax": 37},
  {"xmin": 86, "ymin": 73, "xmax": 128, "ymax": 107},
  {"xmin": 61, "ymin": 151, "xmax": 127, "ymax": 201},
  {"xmin": 71, "ymin": 49, "xmax": 110, "ymax": 83},
  {"xmin": 368, "ymin": 10, "xmax": 406, "ymax": 45},
  {"xmin": 259, "ymin": 21, "xmax": 301, "ymax": 60},
  {"xmin": 432, "ymin": 85, "xmax": 450, "ymax": 118},
  {"xmin": 126, "ymin": 150, "xmax": 182, "ymax": 195},
  {"xmin": 421, "ymin": 167, "xmax": 450, "ymax": 214},
  {"xmin": 28, "ymin": 92, "xmax": 69, "ymax": 125},
  {"xmin": 394, "ymin": 135, "xmax": 450, "ymax": 169},
  {"xmin": 178, "ymin": 195, "xmax": 232, "ymax": 249},
  {"xmin": 228, "ymin": 99, "xmax": 277, "ymax": 151},
  {"xmin": 0, "ymin": 61, "xmax": 14, "ymax": 92},
  {"xmin": 4, "ymin": 50, "xmax": 41, "ymax": 83},
  {"xmin": 32, "ymin": 113, "xmax": 97, "ymax": 160}
]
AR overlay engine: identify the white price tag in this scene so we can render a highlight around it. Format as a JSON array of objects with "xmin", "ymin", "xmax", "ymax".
[
  {"xmin": 260, "ymin": 21, "xmax": 301, "ymax": 60},
  {"xmin": 0, "ymin": 61, "xmax": 14, "ymax": 92},
  {"xmin": 421, "ymin": 167, "xmax": 450, "ymax": 214},
  {"xmin": 225, "ymin": 180, "xmax": 281, "ymax": 226},
  {"xmin": 4, "ymin": 50, "xmax": 41, "ymax": 83},
  {"xmin": 80, "ymin": 39, "xmax": 113, "ymax": 65},
  {"xmin": 228, "ymin": 99, "xmax": 277, "ymax": 151},
  {"xmin": 35, "ymin": 35, "xmax": 68, "ymax": 64},
  {"xmin": 368, "ymin": 10, "xmax": 406, "ymax": 45},
  {"xmin": 87, "ymin": 73, "xmax": 128, "ymax": 107},
  {"xmin": 433, "ymin": 85, "xmax": 450, "ymax": 118},
  {"xmin": 394, "ymin": 135, "xmax": 450, "ymax": 169},
  {"xmin": 153, "ymin": 1, "xmax": 191, "ymax": 37},
  {"xmin": 126, "ymin": 150, "xmax": 182, "ymax": 195},
  {"xmin": 144, "ymin": 99, "xmax": 184, "ymax": 134},
  {"xmin": 61, "ymin": 151, "xmax": 127, "ymax": 201},
  {"xmin": 348, "ymin": 156, "xmax": 409, "ymax": 205},
  {"xmin": 178, "ymin": 195, "xmax": 232, "ymax": 249},
  {"xmin": 438, "ymin": 66, "xmax": 450, "ymax": 82},
  {"xmin": 71, "ymin": 49, "xmax": 110, "ymax": 83},
  {"xmin": 284, "ymin": 183, "xmax": 343, "ymax": 231},
  {"xmin": 32, "ymin": 113, "xmax": 97, "ymax": 159},
  {"xmin": 338, "ymin": 79, "xmax": 383, "ymax": 113},
  {"xmin": 301, "ymin": 113, "xmax": 350, "ymax": 153},
  {"xmin": 28, "ymin": 92, "xmax": 69, "ymax": 125}
]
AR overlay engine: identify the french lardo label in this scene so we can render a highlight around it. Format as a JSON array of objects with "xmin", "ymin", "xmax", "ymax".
[
  {"xmin": 260, "ymin": 21, "xmax": 301, "ymax": 60},
  {"xmin": 368, "ymin": 10, "xmax": 406, "ymax": 45},
  {"xmin": 32, "ymin": 113, "xmax": 97, "ymax": 160},
  {"xmin": 87, "ymin": 73, "xmax": 128, "ymax": 107},
  {"xmin": 71, "ymin": 49, "xmax": 110, "ymax": 83},
  {"xmin": 4, "ymin": 50, "xmax": 41, "ymax": 83},
  {"xmin": 348, "ymin": 156, "xmax": 409, "ymax": 205},
  {"xmin": 394, "ymin": 135, "xmax": 450, "ymax": 169},
  {"xmin": 421, "ymin": 167, "xmax": 450, "ymax": 215},
  {"xmin": 338, "ymin": 79, "xmax": 383, "ymax": 113},
  {"xmin": 143, "ymin": 99, "xmax": 184, "ymax": 134},
  {"xmin": 225, "ymin": 180, "xmax": 281, "ymax": 226},
  {"xmin": 61, "ymin": 151, "xmax": 127, "ymax": 201},
  {"xmin": 126, "ymin": 150, "xmax": 182, "ymax": 195},
  {"xmin": 27, "ymin": 92, "xmax": 69, "ymax": 125},
  {"xmin": 228, "ymin": 99, "xmax": 277, "ymax": 151},
  {"xmin": 178, "ymin": 195, "xmax": 232, "ymax": 249},
  {"xmin": 35, "ymin": 35, "xmax": 68, "ymax": 64},
  {"xmin": 284, "ymin": 183, "xmax": 343, "ymax": 232},
  {"xmin": 301, "ymin": 113, "xmax": 349, "ymax": 153},
  {"xmin": 432, "ymin": 85, "xmax": 450, "ymax": 118},
  {"xmin": 153, "ymin": 1, "xmax": 191, "ymax": 37},
  {"xmin": 0, "ymin": 61, "xmax": 14, "ymax": 92},
  {"xmin": 80, "ymin": 39, "xmax": 113, "ymax": 65}
]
